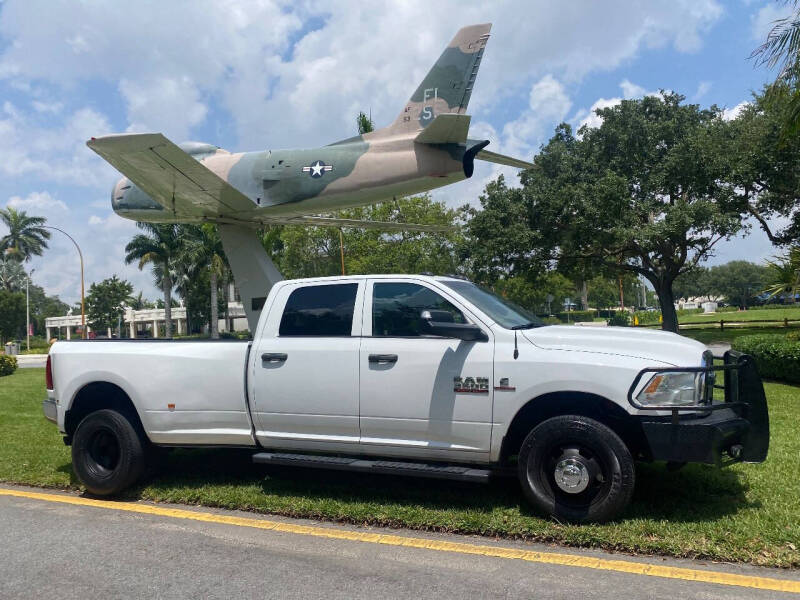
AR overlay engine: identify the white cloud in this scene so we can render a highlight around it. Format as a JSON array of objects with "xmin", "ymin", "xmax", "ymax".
[
  {"xmin": 0, "ymin": 103, "xmax": 115, "ymax": 188},
  {"xmin": 120, "ymin": 76, "xmax": 208, "ymax": 141},
  {"xmin": 7, "ymin": 190, "xmax": 68, "ymax": 212},
  {"xmin": 723, "ymin": 101, "xmax": 749, "ymax": 121},
  {"xmin": 88, "ymin": 215, "xmax": 104, "ymax": 226},
  {"xmin": 751, "ymin": 3, "xmax": 791, "ymax": 43},
  {"xmin": 694, "ymin": 80, "xmax": 712, "ymax": 100},
  {"xmin": 576, "ymin": 79, "xmax": 662, "ymax": 131}
]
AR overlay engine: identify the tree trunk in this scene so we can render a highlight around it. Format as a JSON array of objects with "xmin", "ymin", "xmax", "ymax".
[
  {"xmin": 163, "ymin": 270, "xmax": 173, "ymax": 338},
  {"xmin": 580, "ymin": 279, "xmax": 588, "ymax": 311},
  {"xmin": 654, "ymin": 281, "xmax": 679, "ymax": 333},
  {"xmin": 210, "ymin": 270, "xmax": 219, "ymax": 339}
]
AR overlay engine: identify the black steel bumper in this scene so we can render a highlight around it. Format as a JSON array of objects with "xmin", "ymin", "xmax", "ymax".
[{"xmin": 630, "ymin": 351, "xmax": 770, "ymax": 467}]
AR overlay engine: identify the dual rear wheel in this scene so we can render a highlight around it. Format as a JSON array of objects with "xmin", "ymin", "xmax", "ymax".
[{"xmin": 71, "ymin": 409, "xmax": 146, "ymax": 496}]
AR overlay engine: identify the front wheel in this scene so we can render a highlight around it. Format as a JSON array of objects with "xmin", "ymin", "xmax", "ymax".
[
  {"xmin": 71, "ymin": 409, "xmax": 145, "ymax": 496},
  {"xmin": 517, "ymin": 415, "xmax": 635, "ymax": 523}
]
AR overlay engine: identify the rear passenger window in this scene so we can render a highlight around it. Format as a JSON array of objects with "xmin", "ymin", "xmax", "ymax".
[
  {"xmin": 279, "ymin": 283, "xmax": 358, "ymax": 336},
  {"xmin": 373, "ymin": 282, "xmax": 465, "ymax": 337}
]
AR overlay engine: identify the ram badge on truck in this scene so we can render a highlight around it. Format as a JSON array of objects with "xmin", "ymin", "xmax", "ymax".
[{"xmin": 42, "ymin": 275, "xmax": 769, "ymax": 522}]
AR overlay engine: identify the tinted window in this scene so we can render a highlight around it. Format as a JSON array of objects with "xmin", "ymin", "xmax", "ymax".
[
  {"xmin": 441, "ymin": 280, "xmax": 543, "ymax": 329},
  {"xmin": 279, "ymin": 283, "xmax": 357, "ymax": 336},
  {"xmin": 373, "ymin": 282, "xmax": 464, "ymax": 337}
]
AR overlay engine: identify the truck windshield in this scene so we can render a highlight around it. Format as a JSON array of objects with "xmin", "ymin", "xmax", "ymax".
[{"xmin": 441, "ymin": 280, "xmax": 544, "ymax": 329}]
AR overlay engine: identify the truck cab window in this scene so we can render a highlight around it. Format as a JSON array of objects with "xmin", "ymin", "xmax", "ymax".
[
  {"xmin": 279, "ymin": 283, "xmax": 358, "ymax": 336},
  {"xmin": 373, "ymin": 282, "xmax": 464, "ymax": 337}
]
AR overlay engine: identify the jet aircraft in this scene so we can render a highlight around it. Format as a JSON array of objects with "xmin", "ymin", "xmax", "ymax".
[{"xmin": 87, "ymin": 23, "xmax": 533, "ymax": 329}]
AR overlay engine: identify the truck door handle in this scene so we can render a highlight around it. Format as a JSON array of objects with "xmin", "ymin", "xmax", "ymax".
[
  {"xmin": 368, "ymin": 354, "xmax": 398, "ymax": 365},
  {"xmin": 261, "ymin": 352, "xmax": 288, "ymax": 363}
]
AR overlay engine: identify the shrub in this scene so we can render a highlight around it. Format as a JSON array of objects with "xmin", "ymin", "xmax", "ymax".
[
  {"xmin": 787, "ymin": 330, "xmax": 800, "ymax": 342},
  {"xmin": 540, "ymin": 316, "xmax": 562, "ymax": 325},
  {"xmin": 0, "ymin": 354, "xmax": 17, "ymax": 377},
  {"xmin": 731, "ymin": 334, "xmax": 800, "ymax": 384},
  {"xmin": 607, "ymin": 313, "xmax": 631, "ymax": 327},
  {"xmin": 554, "ymin": 310, "xmax": 597, "ymax": 323}
]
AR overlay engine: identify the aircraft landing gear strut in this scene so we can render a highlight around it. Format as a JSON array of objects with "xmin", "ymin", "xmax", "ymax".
[{"xmin": 218, "ymin": 224, "xmax": 284, "ymax": 333}]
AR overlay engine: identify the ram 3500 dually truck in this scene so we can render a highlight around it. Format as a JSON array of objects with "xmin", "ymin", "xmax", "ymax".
[{"xmin": 42, "ymin": 275, "xmax": 769, "ymax": 522}]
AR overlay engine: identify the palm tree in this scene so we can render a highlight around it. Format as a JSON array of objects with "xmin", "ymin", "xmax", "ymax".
[
  {"xmin": 752, "ymin": 1, "xmax": 800, "ymax": 137},
  {"xmin": 763, "ymin": 247, "xmax": 800, "ymax": 303},
  {"xmin": 0, "ymin": 256, "xmax": 27, "ymax": 291},
  {"xmin": 0, "ymin": 207, "xmax": 50, "ymax": 262},
  {"xmin": 181, "ymin": 224, "xmax": 228, "ymax": 338},
  {"xmin": 124, "ymin": 223, "xmax": 182, "ymax": 337}
]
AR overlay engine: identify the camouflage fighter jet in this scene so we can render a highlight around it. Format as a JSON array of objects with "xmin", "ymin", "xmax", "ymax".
[{"xmin": 87, "ymin": 23, "xmax": 533, "ymax": 329}]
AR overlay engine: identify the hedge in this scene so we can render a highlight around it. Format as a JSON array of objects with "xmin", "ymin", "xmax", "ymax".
[
  {"xmin": 0, "ymin": 354, "xmax": 17, "ymax": 377},
  {"xmin": 554, "ymin": 310, "xmax": 597, "ymax": 323},
  {"xmin": 731, "ymin": 334, "xmax": 800, "ymax": 385}
]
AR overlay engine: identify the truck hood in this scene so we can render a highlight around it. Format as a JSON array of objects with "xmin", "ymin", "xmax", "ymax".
[{"xmin": 522, "ymin": 325, "xmax": 707, "ymax": 366}]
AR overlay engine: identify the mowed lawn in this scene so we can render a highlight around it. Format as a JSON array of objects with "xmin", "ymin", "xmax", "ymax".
[
  {"xmin": 1, "ymin": 368, "xmax": 798, "ymax": 568},
  {"xmin": 680, "ymin": 306, "xmax": 800, "ymax": 324}
]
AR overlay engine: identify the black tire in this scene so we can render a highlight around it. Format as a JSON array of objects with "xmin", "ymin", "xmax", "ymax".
[
  {"xmin": 517, "ymin": 415, "xmax": 635, "ymax": 523},
  {"xmin": 71, "ymin": 409, "xmax": 146, "ymax": 496}
]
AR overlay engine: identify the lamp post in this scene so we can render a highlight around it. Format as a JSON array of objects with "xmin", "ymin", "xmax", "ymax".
[
  {"xmin": 41, "ymin": 226, "xmax": 86, "ymax": 339},
  {"xmin": 26, "ymin": 268, "xmax": 35, "ymax": 351}
]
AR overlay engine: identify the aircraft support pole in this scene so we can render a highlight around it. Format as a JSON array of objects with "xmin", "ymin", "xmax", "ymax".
[{"xmin": 218, "ymin": 224, "xmax": 284, "ymax": 333}]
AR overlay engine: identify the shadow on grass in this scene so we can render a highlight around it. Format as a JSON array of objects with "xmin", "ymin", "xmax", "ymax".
[
  {"xmin": 125, "ymin": 447, "xmax": 753, "ymax": 524},
  {"xmin": 56, "ymin": 462, "xmax": 79, "ymax": 486}
]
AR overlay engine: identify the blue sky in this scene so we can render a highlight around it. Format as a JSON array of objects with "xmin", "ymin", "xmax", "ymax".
[{"xmin": 0, "ymin": 0, "xmax": 789, "ymax": 303}]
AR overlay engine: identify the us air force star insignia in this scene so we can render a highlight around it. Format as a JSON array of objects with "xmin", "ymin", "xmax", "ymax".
[{"xmin": 302, "ymin": 160, "xmax": 333, "ymax": 178}]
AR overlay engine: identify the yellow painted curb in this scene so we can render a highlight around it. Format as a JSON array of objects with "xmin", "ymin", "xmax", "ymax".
[{"xmin": 2, "ymin": 487, "xmax": 798, "ymax": 594}]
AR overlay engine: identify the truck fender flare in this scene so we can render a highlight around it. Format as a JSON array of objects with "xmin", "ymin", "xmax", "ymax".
[{"xmin": 499, "ymin": 391, "xmax": 644, "ymax": 464}]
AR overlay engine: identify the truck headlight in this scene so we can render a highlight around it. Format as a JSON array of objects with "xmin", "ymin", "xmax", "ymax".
[{"xmin": 636, "ymin": 371, "xmax": 706, "ymax": 407}]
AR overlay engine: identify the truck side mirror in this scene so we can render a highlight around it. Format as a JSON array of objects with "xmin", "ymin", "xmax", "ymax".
[{"xmin": 420, "ymin": 310, "xmax": 488, "ymax": 342}]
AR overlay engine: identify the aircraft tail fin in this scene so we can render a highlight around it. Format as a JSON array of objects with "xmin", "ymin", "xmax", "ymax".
[{"xmin": 386, "ymin": 23, "xmax": 491, "ymax": 134}]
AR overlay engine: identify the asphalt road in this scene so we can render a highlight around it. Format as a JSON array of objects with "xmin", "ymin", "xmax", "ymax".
[
  {"xmin": 1, "ymin": 486, "xmax": 798, "ymax": 600},
  {"xmin": 15, "ymin": 354, "xmax": 47, "ymax": 368}
]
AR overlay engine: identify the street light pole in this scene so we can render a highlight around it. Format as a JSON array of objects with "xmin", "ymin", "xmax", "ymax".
[{"xmin": 41, "ymin": 226, "xmax": 86, "ymax": 339}]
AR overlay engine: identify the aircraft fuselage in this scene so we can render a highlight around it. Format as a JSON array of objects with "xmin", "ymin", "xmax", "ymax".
[{"xmin": 112, "ymin": 132, "xmax": 467, "ymax": 225}]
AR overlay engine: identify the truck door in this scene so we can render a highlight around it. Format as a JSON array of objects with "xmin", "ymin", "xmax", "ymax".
[
  {"xmin": 359, "ymin": 279, "xmax": 494, "ymax": 456},
  {"xmin": 251, "ymin": 280, "xmax": 364, "ymax": 449}
]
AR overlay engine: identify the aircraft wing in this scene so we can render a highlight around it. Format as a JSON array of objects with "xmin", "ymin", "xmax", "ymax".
[
  {"xmin": 260, "ymin": 215, "xmax": 455, "ymax": 232},
  {"xmin": 475, "ymin": 148, "xmax": 534, "ymax": 169},
  {"xmin": 87, "ymin": 133, "xmax": 255, "ymax": 218}
]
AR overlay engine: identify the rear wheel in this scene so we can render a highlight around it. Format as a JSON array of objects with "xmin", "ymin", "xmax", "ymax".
[
  {"xmin": 71, "ymin": 409, "xmax": 145, "ymax": 496},
  {"xmin": 517, "ymin": 415, "xmax": 635, "ymax": 523}
]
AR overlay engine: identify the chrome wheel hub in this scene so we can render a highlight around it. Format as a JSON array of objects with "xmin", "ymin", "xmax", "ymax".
[{"xmin": 554, "ymin": 457, "xmax": 590, "ymax": 494}]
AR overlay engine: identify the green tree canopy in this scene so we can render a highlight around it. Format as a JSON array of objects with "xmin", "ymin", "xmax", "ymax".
[
  {"xmin": 705, "ymin": 261, "xmax": 769, "ymax": 308},
  {"xmin": 270, "ymin": 194, "xmax": 463, "ymax": 279},
  {"xmin": 0, "ymin": 207, "xmax": 50, "ymax": 262},
  {"xmin": 0, "ymin": 290, "xmax": 25, "ymax": 344},
  {"xmin": 85, "ymin": 275, "xmax": 133, "ymax": 334},
  {"xmin": 464, "ymin": 92, "xmax": 745, "ymax": 332},
  {"xmin": 125, "ymin": 223, "xmax": 182, "ymax": 337},
  {"xmin": 0, "ymin": 256, "xmax": 26, "ymax": 291}
]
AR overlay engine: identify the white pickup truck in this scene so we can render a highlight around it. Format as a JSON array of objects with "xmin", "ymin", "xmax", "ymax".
[{"xmin": 42, "ymin": 274, "xmax": 769, "ymax": 522}]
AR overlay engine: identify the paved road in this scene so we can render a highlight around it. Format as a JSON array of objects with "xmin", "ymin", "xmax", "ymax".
[
  {"xmin": 1, "ymin": 486, "xmax": 797, "ymax": 600},
  {"xmin": 15, "ymin": 354, "xmax": 47, "ymax": 368}
]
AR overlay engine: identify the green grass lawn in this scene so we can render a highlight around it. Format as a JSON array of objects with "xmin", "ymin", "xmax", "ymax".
[
  {"xmin": 679, "ymin": 326, "xmax": 795, "ymax": 345},
  {"xmin": 680, "ymin": 306, "xmax": 800, "ymax": 324},
  {"xmin": 1, "ymin": 368, "xmax": 799, "ymax": 568}
]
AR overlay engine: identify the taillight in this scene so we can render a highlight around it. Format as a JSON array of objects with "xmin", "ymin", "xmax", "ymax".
[{"xmin": 45, "ymin": 354, "xmax": 53, "ymax": 390}]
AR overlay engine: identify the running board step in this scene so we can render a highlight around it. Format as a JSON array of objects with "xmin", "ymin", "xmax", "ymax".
[{"xmin": 252, "ymin": 452, "xmax": 491, "ymax": 483}]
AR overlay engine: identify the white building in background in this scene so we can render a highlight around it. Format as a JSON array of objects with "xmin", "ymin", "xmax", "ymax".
[
  {"xmin": 45, "ymin": 284, "xmax": 249, "ymax": 339},
  {"xmin": 674, "ymin": 295, "xmax": 724, "ymax": 311}
]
